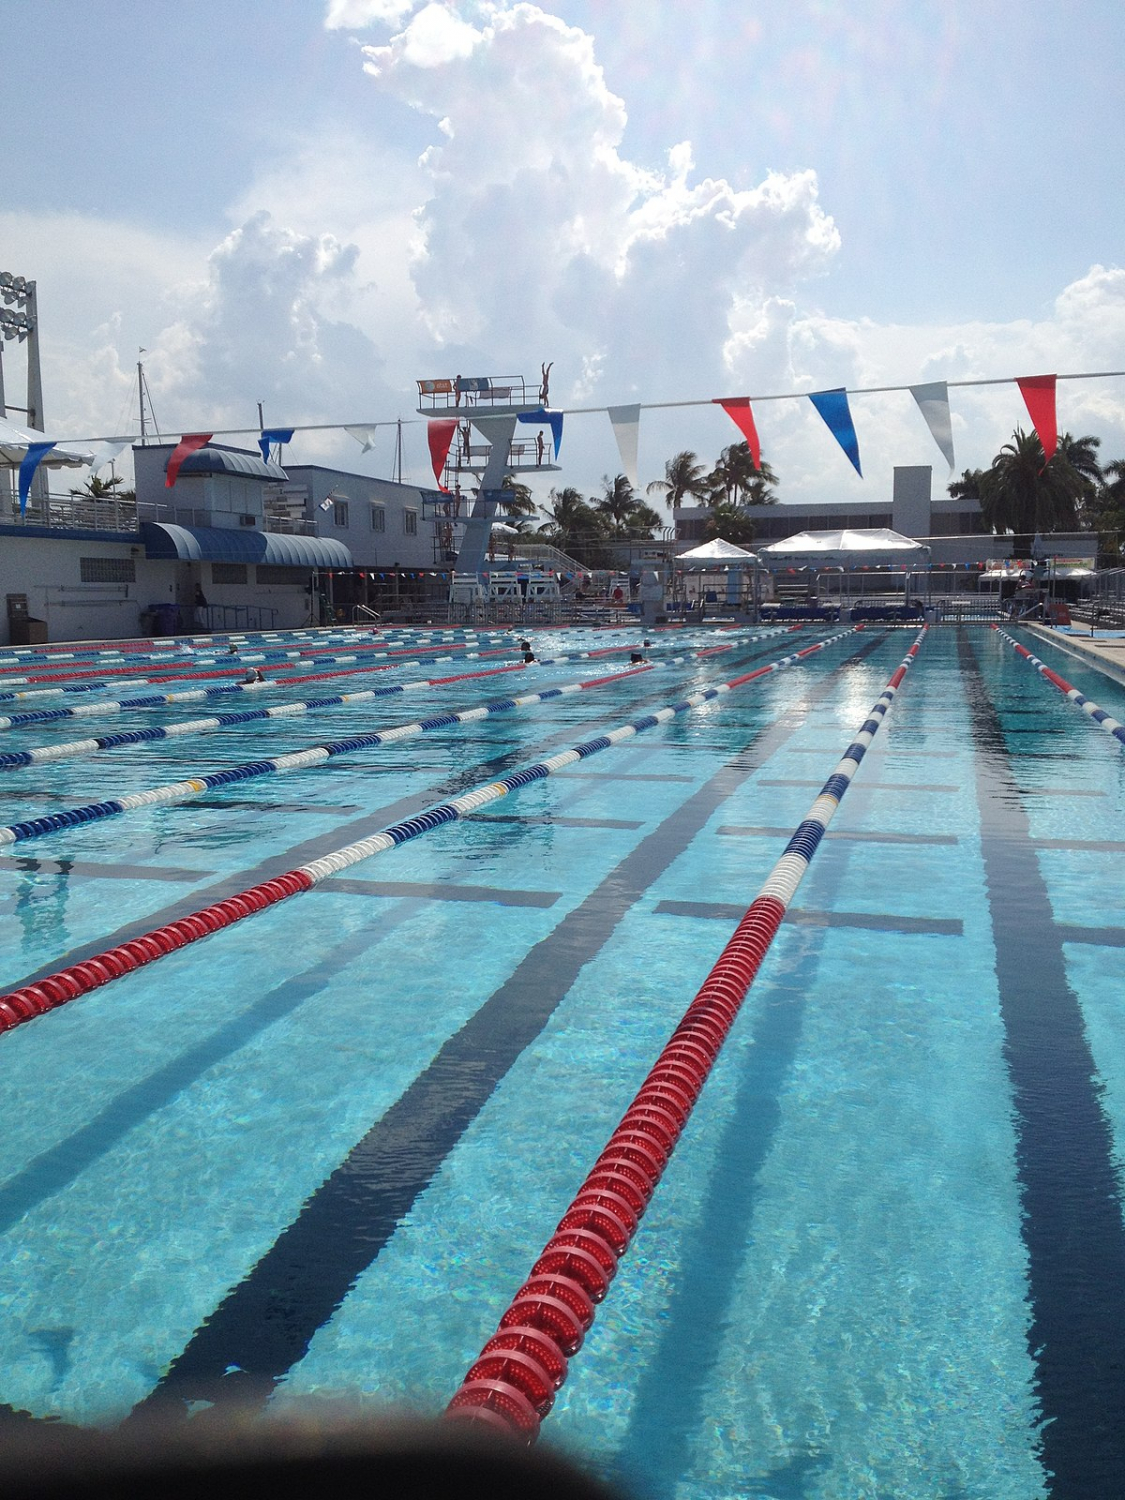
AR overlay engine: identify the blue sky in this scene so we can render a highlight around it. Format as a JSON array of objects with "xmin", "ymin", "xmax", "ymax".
[{"xmin": 3, "ymin": 0, "xmax": 1123, "ymax": 509}]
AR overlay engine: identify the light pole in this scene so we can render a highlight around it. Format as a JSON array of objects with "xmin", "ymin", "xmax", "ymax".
[{"xmin": 1, "ymin": 271, "xmax": 46, "ymax": 506}]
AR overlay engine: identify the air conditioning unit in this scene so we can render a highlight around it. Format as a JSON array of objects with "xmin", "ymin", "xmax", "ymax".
[{"xmin": 239, "ymin": 514, "xmax": 256, "ymax": 527}]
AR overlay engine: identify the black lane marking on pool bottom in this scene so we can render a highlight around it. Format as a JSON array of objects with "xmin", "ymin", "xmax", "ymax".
[
  {"xmin": 1034, "ymin": 837, "xmax": 1125, "ymax": 852},
  {"xmin": 758, "ymin": 778, "xmax": 959, "ymax": 793},
  {"xmin": 654, "ymin": 899, "xmax": 962, "ymax": 936},
  {"xmin": 960, "ymin": 630, "xmax": 1125, "ymax": 1498},
  {"xmin": 718, "ymin": 825, "xmax": 959, "ymax": 846},
  {"xmin": 464, "ymin": 813, "xmax": 645, "ymax": 830},
  {"xmin": 128, "ymin": 634, "xmax": 890, "ymax": 1420},
  {"xmin": 1056, "ymin": 924, "xmax": 1125, "ymax": 948},
  {"xmin": 0, "ymin": 911, "xmax": 427, "ymax": 1237},
  {"xmin": 309, "ymin": 879, "xmax": 560, "ymax": 908},
  {"xmin": 0, "ymin": 858, "xmax": 209, "ymax": 883}
]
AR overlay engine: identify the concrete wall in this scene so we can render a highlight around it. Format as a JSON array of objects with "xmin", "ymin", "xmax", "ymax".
[
  {"xmin": 892, "ymin": 466, "xmax": 932, "ymax": 537},
  {"xmin": 0, "ymin": 532, "xmax": 172, "ymax": 646},
  {"xmin": 285, "ymin": 467, "xmax": 434, "ymax": 569}
]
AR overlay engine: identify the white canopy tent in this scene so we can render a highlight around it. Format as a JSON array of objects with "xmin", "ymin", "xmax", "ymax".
[
  {"xmin": 758, "ymin": 527, "xmax": 927, "ymax": 565},
  {"xmin": 676, "ymin": 538, "xmax": 763, "ymax": 566},
  {"xmin": 673, "ymin": 537, "xmax": 763, "ymax": 614},
  {"xmin": 0, "ymin": 416, "xmax": 94, "ymax": 469}
]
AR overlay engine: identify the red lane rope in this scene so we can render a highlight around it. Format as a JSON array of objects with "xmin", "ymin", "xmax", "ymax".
[
  {"xmin": 444, "ymin": 632, "xmax": 915, "ymax": 1442},
  {"xmin": 0, "ymin": 871, "xmax": 313, "ymax": 1032},
  {"xmin": 445, "ymin": 893, "xmax": 788, "ymax": 1440}
]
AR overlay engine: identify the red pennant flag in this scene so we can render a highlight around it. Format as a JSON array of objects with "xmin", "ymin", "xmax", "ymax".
[
  {"xmin": 165, "ymin": 433, "xmax": 213, "ymax": 488},
  {"xmin": 1017, "ymin": 374, "xmax": 1057, "ymax": 466},
  {"xmin": 427, "ymin": 419, "xmax": 458, "ymax": 491},
  {"xmin": 713, "ymin": 397, "xmax": 761, "ymax": 470}
]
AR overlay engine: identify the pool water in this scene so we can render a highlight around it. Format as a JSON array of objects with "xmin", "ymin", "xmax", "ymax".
[{"xmin": 2, "ymin": 623, "xmax": 1124, "ymax": 1500}]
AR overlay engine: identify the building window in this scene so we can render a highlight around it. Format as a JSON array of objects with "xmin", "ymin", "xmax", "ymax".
[
  {"xmin": 80, "ymin": 557, "xmax": 135, "ymax": 583},
  {"xmin": 211, "ymin": 562, "xmax": 247, "ymax": 584},
  {"xmin": 333, "ymin": 501, "xmax": 349, "ymax": 528},
  {"xmin": 403, "ymin": 509, "xmax": 418, "ymax": 535},
  {"xmin": 255, "ymin": 565, "xmax": 306, "ymax": 585},
  {"xmin": 371, "ymin": 506, "xmax": 386, "ymax": 532}
]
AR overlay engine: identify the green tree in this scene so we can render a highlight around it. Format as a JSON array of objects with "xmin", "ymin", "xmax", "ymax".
[
  {"xmin": 706, "ymin": 443, "xmax": 779, "ymax": 506},
  {"xmin": 977, "ymin": 428, "xmax": 1101, "ymax": 536},
  {"xmin": 702, "ymin": 502, "xmax": 759, "ymax": 547},
  {"xmin": 595, "ymin": 474, "xmax": 664, "ymax": 539},
  {"xmin": 1087, "ymin": 457, "xmax": 1125, "ymax": 562},
  {"xmin": 499, "ymin": 474, "xmax": 537, "ymax": 526},
  {"xmin": 69, "ymin": 473, "xmax": 136, "ymax": 503},
  {"xmin": 537, "ymin": 485, "xmax": 605, "ymax": 562},
  {"xmin": 646, "ymin": 450, "xmax": 711, "ymax": 509},
  {"xmin": 947, "ymin": 468, "xmax": 985, "ymax": 502}
]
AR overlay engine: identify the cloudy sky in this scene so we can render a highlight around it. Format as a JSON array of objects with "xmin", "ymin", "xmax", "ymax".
[{"xmin": 3, "ymin": 0, "xmax": 1124, "ymax": 511}]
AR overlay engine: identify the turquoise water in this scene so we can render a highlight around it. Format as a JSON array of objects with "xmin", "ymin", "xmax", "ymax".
[{"xmin": 2, "ymin": 624, "xmax": 1125, "ymax": 1499}]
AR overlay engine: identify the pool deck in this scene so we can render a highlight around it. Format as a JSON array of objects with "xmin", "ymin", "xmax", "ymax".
[{"xmin": 1025, "ymin": 623, "xmax": 1125, "ymax": 689}]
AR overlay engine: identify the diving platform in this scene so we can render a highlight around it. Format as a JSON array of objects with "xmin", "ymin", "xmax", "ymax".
[{"xmin": 417, "ymin": 370, "xmax": 562, "ymax": 581}]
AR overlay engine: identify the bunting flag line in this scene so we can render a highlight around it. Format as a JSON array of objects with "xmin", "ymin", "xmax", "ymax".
[
  {"xmin": 426, "ymin": 418, "xmax": 458, "ymax": 490},
  {"xmin": 516, "ymin": 407, "xmax": 563, "ymax": 459},
  {"xmin": 344, "ymin": 425, "xmax": 380, "ymax": 453},
  {"xmin": 1017, "ymin": 374, "xmax": 1058, "ymax": 466},
  {"xmin": 165, "ymin": 433, "xmax": 213, "ymax": 489},
  {"xmin": 714, "ymin": 397, "xmax": 762, "ymax": 470},
  {"xmin": 258, "ymin": 427, "xmax": 294, "ymax": 463},
  {"xmin": 607, "ymin": 403, "xmax": 640, "ymax": 489},
  {"xmin": 808, "ymin": 388, "xmax": 862, "ymax": 476},
  {"xmin": 908, "ymin": 382, "xmax": 955, "ymax": 471},
  {"xmin": 18, "ymin": 442, "xmax": 55, "ymax": 515}
]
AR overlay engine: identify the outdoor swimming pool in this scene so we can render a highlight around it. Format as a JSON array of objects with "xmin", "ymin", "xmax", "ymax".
[{"xmin": 1, "ymin": 622, "xmax": 1124, "ymax": 1499}]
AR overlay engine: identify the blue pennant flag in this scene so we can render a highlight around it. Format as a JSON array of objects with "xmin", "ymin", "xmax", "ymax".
[
  {"xmin": 18, "ymin": 442, "xmax": 56, "ymax": 514},
  {"xmin": 517, "ymin": 407, "xmax": 563, "ymax": 459},
  {"xmin": 808, "ymin": 389, "xmax": 862, "ymax": 477},
  {"xmin": 259, "ymin": 427, "xmax": 295, "ymax": 462}
]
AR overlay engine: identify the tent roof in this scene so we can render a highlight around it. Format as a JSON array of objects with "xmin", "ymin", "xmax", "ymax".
[
  {"xmin": 677, "ymin": 538, "xmax": 762, "ymax": 564},
  {"xmin": 759, "ymin": 527, "xmax": 926, "ymax": 559},
  {"xmin": 0, "ymin": 416, "xmax": 93, "ymax": 468}
]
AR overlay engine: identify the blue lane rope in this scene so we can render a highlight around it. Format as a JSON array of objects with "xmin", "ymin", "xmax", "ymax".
[{"xmin": 0, "ymin": 632, "xmax": 851, "ymax": 846}]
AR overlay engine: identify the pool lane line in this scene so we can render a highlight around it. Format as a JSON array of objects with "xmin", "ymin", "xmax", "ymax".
[
  {"xmin": 438, "ymin": 628, "xmax": 925, "ymax": 1439},
  {"xmin": 0, "ymin": 633, "xmax": 845, "ymax": 841},
  {"xmin": 959, "ymin": 631, "xmax": 1125, "ymax": 1498},
  {"xmin": 0, "ymin": 633, "xmax": 786, "ymax": 762},
  {"xmin": 0, "ymin": 636, "xmax": 786, "ymax": 768},
  {"xmin": 0, "ymin": 645, "xmax": 545, "ymax": 731},
  {"xmin": 0, "ymin": 631, "xmax": 854, "ymax": 1032},
  {"xmin": 996, "ymin": 629, "xmax": 1125, "ymax": 750},
  {"xmin": 123, "ymin": 631, "xmax": 890, "ymax": 1425}
]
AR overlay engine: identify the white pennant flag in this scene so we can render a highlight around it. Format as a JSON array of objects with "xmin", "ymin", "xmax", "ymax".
[
  {"xmin": 344, "ymin": 425, "xmax": 380, "ymax": 453},
  {"xmin": 607, "ymin": 404, "xmax": 641, "ymax": 489},
  {"xmin": 909, "ymin": 382, "xmax": 955, "ymax": 471},
  {"xmin": 87, "ymin": 439, "xmax": 129, "ymax": 475}
]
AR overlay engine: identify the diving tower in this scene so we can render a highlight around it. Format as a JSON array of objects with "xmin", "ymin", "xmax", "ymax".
[{"xmin": 416, "ymin": 371, "xmax": 560, "ymax": 581}]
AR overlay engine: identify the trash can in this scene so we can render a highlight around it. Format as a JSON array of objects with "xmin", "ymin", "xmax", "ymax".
[{"xmin": 7, "ymin": 593, "xmax": 48, "ymax": 645}]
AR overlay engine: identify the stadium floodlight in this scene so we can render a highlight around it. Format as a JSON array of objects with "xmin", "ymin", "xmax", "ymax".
[{"xmin": 0, "ymin": 272, "xmax": 31, "ymax": 307}]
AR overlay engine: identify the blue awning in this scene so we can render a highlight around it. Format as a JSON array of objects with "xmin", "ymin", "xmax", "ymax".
[{"xmin": 141, "ymin": 522, "xmax": 352, "ymax": 568}]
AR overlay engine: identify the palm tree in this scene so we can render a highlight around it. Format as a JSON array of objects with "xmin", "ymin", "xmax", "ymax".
[
  {"xmin": 499, "ymin": 474, "xmax": 537, "ymax": 527},
  {"xmin": 706, "ymin": 443, "xmax": 779, "ymax": 506},
  {"xmin": 978, "ymin": 428, "xmax": 1101, "ymax": 536},
  {"xmin": 948, "ymin": 469, "xmax": 985, "ymax": 502},
  {"xmin": 69, "ymin": 473, "xmax": 135, "ymax": 503},
  {"xmin": 646, "ymin": 450, "xmax": 711, "ymax": 509},
  {"xmin": 703, "ymin": 502, "xmax": 758, "ymax": 547},
  {"xmin": 595, "ymin": 474, "xmax": 664, "ymax": 539},
  {"xmin": 538, "ymin": 486, "xmax": 603, "ymax": 559},
  {"xmin": 1088, "ymin": 458, "xmax": 1125, "ymax": 562},
  {"xmin": 596, "ymin": 473, "xmax": 637, "ymax": 534}
]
